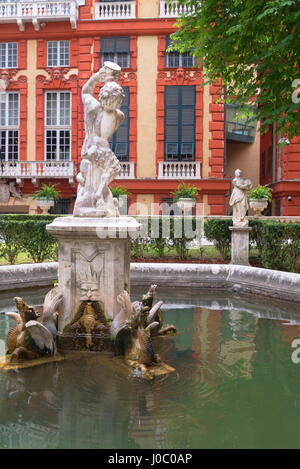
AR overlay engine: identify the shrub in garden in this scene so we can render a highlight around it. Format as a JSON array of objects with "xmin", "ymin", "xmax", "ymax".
[
  {"xmin": 130, "ymin": 216, "xmax": 197, "ymax": 260},
  {"xmin": 249, "ymin": 219, "xmax": 264, "ymax": 258},
  {"xmin": 21, "ymin": 219, "xmax": 58, "ymax": 263},
  {"xmin": 0, "ymin": 214, "xmax": 298, "ymax": 272},
  {"xmin": 204, "ymin": 218, "xmax": 232, "ymax": 260},
  {"xmin": 249, "ymin": 219, "xmax": 300, "ymax": 272},
  {"xmin": 0, "ymin": 214, "xmax": 59, "ymax": 264},
  {"xmin": 259, "ymin": 222, "xmax": 300, "ymax": 273},
  {"xmin": 0, "ymin": 219, "xmax": 24, "ymax": 264}
]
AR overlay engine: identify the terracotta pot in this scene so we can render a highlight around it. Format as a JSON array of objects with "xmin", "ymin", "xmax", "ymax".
[{"xmin": 249, "ymin": 198, "xmax": 268, "ymax": 217}]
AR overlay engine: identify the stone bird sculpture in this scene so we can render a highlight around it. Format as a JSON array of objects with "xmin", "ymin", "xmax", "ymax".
[
  {"xmin": 111, "ymin": 290, "xmax": 161, "ymax": 374},
  {"xmin": 6, "ymin": 288, "xmax": 63, "ymax": 363},
  {"xmin": 142, "ymin": 284, "xmax": 177, "ymax": 336}
]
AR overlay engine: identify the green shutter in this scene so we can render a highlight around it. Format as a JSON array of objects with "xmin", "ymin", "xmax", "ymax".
[
  {"xmin": 111, "ymin": 87, "xmax": 130, "ymax": 160},
  {"xmin": 164, "ymin": 86, "xmax": 195, "ymax": 161},
  {"xmin": 101, "ymin": 37, "xmax": 130, "ymax": 53}
]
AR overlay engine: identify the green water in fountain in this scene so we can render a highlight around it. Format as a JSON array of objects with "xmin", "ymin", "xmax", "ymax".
[{"xmin": 1, "ymin": 289, "xmax": 300, "ymax": 449}]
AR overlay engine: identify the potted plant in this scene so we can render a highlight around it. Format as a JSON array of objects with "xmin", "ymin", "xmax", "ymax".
[
  {"xmin": 32, "ymin": 184, "xmax": 60, "ymax": 214},
  {"xmin": 110, "ymin": 185, "xmax": 131, "ymax": 214},
  {"xmin": 171, "ymin": 181, "xmax": 199, "ymax": 215},
  {"xmin": 248, "ymin": 184, "xmax": 272, "ymax": 217}
]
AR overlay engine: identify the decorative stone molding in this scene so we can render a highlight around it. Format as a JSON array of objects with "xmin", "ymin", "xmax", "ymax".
[
  {"xmin": 0, "ymin": 69, "xmax": 18, "ymax": 84},
  {"xmin": 158, "ymin": 69, "xmax": 202, "ymax": 86},
  {"xmin": 37, "ymin": 69, "xmax": 78, "ymax": 88},
  {"xmin": 120, "ymin": 72, "xmax": 137, "ymax": 84}
]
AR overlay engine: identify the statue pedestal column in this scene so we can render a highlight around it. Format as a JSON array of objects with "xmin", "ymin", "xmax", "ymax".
[
  {"xmin": 46, "ymin": 216, "xmax": 141, "ymax": 333},
  {"xmin": 229, "ymin": 226, "xmax": 252, "ymax": 266}
]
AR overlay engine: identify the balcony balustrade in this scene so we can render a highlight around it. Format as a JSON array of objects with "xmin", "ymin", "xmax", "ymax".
[
  {"xmin": 159, "ymin": 1, "xmax": 195, "ymax": 18},
  {"xmin": 158, "ymin": 161, "xmax": 201, "ymax": 179},
  {"xmin": 0, "ymin": 0, "xmax": 78, "ymax": 31},
  {"xmin": 94, "ymin": 1, "xmax": 136, "ymax": 20},
  {"xmin": 0, "ymin": 160, "xmax": 76, "ymax": 185},
  {"xmin": 115, "ymin": 162, "xmax": 135, "ymax": 179}
]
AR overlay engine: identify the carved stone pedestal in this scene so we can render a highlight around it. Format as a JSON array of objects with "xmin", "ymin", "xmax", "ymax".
[
  {"xmin": 46, "ymin": 216, "xmax": 141, "ymax": 333},
  {"xmin": 229, "ymin": 226, "xmax": 252, "ymax": 266}
]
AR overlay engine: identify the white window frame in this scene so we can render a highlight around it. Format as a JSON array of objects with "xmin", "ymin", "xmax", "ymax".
[
  {"xmin": 47, "ymin": 41, "xmax": 70, "ymax": 67},
  {"xmin": 44, "ymin": 91, "xmax": 72, "ymax": 161},
  {"xmin": 166, "ymin": 51, "xmax": 195, "ymax": 68},
  {"xmin": 0, "ymin": 42, "xmax": 18, "ymax": 69},
  {"xmin": 101, "ymin": 52, "xmax": 130, "ymax": 69},
  {"xmin": 0, "ymin": 92, "xmax": 19, "ymax": 161}
]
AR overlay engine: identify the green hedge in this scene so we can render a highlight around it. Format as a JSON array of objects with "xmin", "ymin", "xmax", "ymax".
[
  {"xmin": 204, "ymin": 218, "xmax": 300, "ymax": 272},
  {"xmin": 0, "ymin": 214, "xmax": 60, "ymax": 264},
  {"xmin": 132, "ymin": 216, "xmax": 203, "ymax": 260},
  {"xmin": 0, "ymin": 215, "xmax": 299, "ymax": 272},
  {"xmin": 0, "ymin": 214, "xmax": 59, "ymax": 222},
  {"xmin": 250, "ymin": 220, "xmax": 300, "ymax": 272},
  {"xmin": 204, "ymin": 218, "xmax": 232, "ymax": 260}
]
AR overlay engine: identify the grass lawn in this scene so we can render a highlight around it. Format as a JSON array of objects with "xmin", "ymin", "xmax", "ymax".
[
  {"xmin": 0, "ymin": 245, "xmax": 261, "ymax": 266},
  {"xmin": 0, "ymin": 251, "xmax": 33, "ymax": 266},
  {"xmin": 0, "ymin": 251, "xmax": 57, "ymax": 266}
]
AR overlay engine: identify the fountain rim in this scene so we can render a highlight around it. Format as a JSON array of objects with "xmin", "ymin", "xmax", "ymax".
[{"xmin": 0, "ymin": 262, "xmax": 299, "ymax": 303}]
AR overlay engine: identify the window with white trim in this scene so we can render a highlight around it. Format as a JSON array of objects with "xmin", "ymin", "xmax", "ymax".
[
  {"xmin": 0, "ymin": 42, "xmax": 18, "ymax": 69},
  {"xmin": 0, "ymin": 92, "xmax": 19, "ymax": 161},
  {"xmin": 165, "ymin": 36, "xmax": 194, "ymax": 68},
  {"xmin": 45, "ymin": 91, "xmax": 71, "ymax": 160},
  {"xmin": 47, "ymin": 41, "xmax": 70, "ymax": 67}
]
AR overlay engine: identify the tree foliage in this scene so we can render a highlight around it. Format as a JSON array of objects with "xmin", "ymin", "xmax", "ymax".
[{"xmin": 169, "ymin": 0, "xmax": 300, "ymax": 139}]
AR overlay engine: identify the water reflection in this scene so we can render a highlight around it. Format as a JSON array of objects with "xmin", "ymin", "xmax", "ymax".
[{"xmin": 1, "ymin": 294, "xmax": 300, "ymax": 449}]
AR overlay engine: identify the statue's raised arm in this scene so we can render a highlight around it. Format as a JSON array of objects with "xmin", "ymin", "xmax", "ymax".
[{"xmin": 81, "ymin": 62, "xmax": 125, "ymax": 144}]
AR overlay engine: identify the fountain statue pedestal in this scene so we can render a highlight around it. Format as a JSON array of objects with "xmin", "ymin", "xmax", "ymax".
[
  {"xmin": 229, "ymin": 226, "xmax": 252, "ymax": 266},
  {"xmin": 47, "ymin": 216, "xmax": 141, "ymax": 333}
]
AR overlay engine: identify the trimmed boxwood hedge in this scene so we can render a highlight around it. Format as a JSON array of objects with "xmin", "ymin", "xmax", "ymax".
[
  {"xmin": 204, "ymin": 218, "xmax": 232, "ymax": 260},
  {"xmin": 204, "ymin": 217, "xmax": 300, "ymax": 272},
  {"xmin": 0, "ymin": 214, "xmax": 60, "ymax": 264},
  {"xmin": 0, "ymin": 215, "xmax": 299, "ymax": 272}
]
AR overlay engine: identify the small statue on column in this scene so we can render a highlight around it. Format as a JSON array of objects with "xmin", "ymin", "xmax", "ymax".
[{"xmin": 229, "ymin": 169, "xmax": 252, "ymax": 227}]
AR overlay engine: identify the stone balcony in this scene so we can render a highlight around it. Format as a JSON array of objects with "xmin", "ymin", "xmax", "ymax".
[
  {"xmin": 0, "ymin": 0, "xmax": 78, "ymax": 31},
  {"xmin": 94, "ymin": 1, "xmax": 136, "ymax": 20},
  {"xmin": 0, "ymin": 160, "xmax": 76, "ymax": 185},
  {"xmin": 159, "ymin": 0, "xmax": 196, "ymax": 18},
  {"xmin": 158, "ymin": 161, "xmax": 201, "ymax": 179},
  {"xmin": 116, "ymin": 162, "xmax": 135, "ymax": 179}
]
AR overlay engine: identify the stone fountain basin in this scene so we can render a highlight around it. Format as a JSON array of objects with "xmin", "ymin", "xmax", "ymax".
[{"xmin": 0, "ymin": 262, "xmax": 299, "ymax": 305}]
